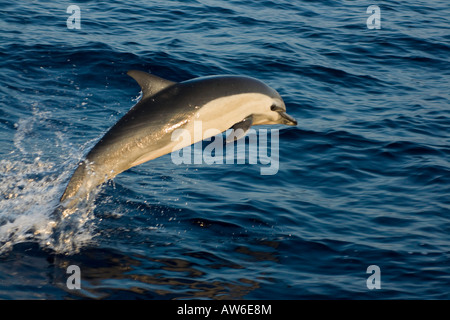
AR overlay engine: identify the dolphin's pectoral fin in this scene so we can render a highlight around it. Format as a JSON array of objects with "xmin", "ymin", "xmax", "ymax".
[
  {"xmin": 127, "ymin": 70, "xmax": 176, "ymax": 100},
  {"xmin": 226, "ymin": 116, "xmax": 253, "ymax": 143}
]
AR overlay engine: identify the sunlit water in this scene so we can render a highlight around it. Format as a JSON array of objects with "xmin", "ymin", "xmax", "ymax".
[{"xmin": 0, "ymin": 0, "xmax": 449, "ymax": 299}]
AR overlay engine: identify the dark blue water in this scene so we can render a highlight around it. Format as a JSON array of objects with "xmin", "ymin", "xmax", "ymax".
[{"xmin": 0, "ymin": 0, "xmax": 449, "ymax": 299}]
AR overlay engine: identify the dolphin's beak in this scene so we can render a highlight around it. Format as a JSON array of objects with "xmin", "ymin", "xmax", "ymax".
[
  {"xmin": 278, "ymin": 111, "xmax": 297, "ymax": 126},
  {"xmin": 271, "ymin": 102, "xmax": 297, "ymax": 126}
]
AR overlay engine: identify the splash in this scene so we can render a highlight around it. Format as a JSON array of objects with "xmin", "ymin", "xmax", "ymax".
[{"xmin": 0, "ymin": 111, "xmax": 98, "ymax": 255}]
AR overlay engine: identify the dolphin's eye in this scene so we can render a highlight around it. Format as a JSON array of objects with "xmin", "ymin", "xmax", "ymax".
[{"xmin": 271, "ymin": 104, "xmax": 282, "ymax": 112}]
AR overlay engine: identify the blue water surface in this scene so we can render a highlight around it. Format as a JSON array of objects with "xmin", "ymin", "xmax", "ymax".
[{"xmin": 0, "ymin": 0, "xmax": 449, "ymax": 299}]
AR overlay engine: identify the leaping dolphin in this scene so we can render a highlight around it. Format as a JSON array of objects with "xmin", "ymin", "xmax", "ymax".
[{"xmin": 60, "ymin": 70, "xmax": 297, "ymax": 208}]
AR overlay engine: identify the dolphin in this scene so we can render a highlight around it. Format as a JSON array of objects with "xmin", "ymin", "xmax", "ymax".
[{"xmin": 59, "ymin": 70, "xmax": 297, "ymax": 208}]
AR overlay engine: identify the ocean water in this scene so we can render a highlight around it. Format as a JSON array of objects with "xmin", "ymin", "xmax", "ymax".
[{"xmin": 0, "ymin": 0, "xmax": 449, "ymax": 299}]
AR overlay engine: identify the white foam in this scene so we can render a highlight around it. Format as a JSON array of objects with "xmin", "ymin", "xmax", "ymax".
[{"xmin": 0, "ymin": 111, "xmax": 98, "ymax": 255}]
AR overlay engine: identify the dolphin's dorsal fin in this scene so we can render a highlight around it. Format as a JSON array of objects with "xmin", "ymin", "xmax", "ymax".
[{"xmin": 127, "ymin": 70, "xmax": 176, "ymax": 100}]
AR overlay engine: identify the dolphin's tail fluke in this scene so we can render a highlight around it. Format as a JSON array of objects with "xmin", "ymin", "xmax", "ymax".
[
  {"xmin": 59, "ymin": 160, "xmax": 103, "ymax": 209},
  {"xmin": 60, "ymin": 161, "xmax": 87, "ymax": 203}
]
